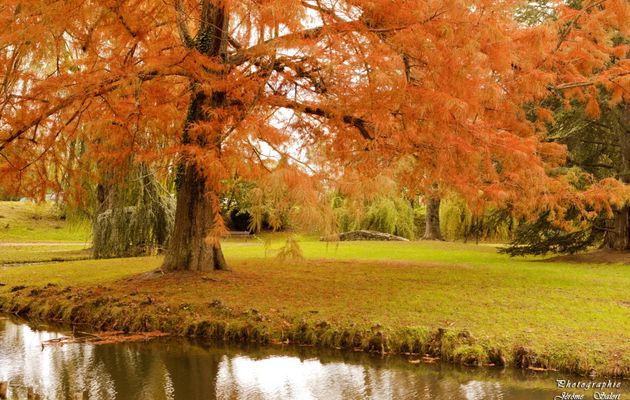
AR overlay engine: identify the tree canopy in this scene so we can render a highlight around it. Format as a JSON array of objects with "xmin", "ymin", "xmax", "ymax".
[{"xmin": 1, "ymin": 0, "xmax": 628, "ymax": 269}]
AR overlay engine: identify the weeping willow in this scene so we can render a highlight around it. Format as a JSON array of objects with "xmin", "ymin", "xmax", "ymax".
[
  {"xmin": 439, "ymin": 197, "xmax": 517, "ymax": 242},
  {"xmin": 92, "ymin": 165, "xmax": 174, "ymax": 258},
  {"xmin": 332, "ymin": 195, "xmax": 416, "ymax": 239}
]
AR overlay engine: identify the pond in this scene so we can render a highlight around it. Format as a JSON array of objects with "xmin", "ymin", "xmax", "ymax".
[{"xmin": 0, "ymin": 317, "xmax": 625, "ymax": 399}]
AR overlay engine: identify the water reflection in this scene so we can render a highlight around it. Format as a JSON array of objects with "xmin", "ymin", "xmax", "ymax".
[{"xmin": 0, "ymin": 317, "xmax": 619, "ymax": 399}]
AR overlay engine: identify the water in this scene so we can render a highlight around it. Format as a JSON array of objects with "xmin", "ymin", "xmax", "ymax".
[{"xmin": 0, "ymin": 317, "xmax": 626, "ymax": 399}]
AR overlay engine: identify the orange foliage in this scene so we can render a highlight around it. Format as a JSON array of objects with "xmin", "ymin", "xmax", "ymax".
[{"xmin": 0, "ymin": 0, "xmax": 627, "ymax": 222}]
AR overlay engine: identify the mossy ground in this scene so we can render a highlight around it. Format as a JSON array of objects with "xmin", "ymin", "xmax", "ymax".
[{"xmin": 0, "ymin": 202, "xmax": 628, "ymax": 377}]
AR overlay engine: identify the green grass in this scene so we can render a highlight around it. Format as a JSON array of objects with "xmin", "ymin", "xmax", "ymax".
[
  {"xmin": 223, "ymin": 239, "xmax": 630, "ymax": 363},
  {"xmin": 1, "ymin": 237, "xmax": 628, "ymax": 376},
  {"xmin": 0, "ymin": 256, "xmax": 160, "ymax": 287},
  {"xmin": 222, "ymin": 236, "xmax": 516, "ymax": 263},
  {"xmin": 0, "ymin": 201, "xmax": 90, "ymax": 242},
  {"xmin": 0, "ymin": 245, "xmax": 91, "ymax": 264}
]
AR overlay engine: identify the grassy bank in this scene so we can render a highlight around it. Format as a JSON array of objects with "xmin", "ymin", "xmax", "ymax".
[{"xmin": 1, "ymin": 238, "xmax": 628, "ymax": 378}]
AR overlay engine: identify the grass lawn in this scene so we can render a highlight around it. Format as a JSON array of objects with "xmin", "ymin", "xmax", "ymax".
[
  {"xmin": 0, "ymin": 201, "xmax": 90, "ymax": 242},
  {"xmin": 0, "ymin": 244, "xmax": 91, "ymax": 264},
  {"xmin": 1, "ymin": 237, "xmax": 628, "ymax": 377}
]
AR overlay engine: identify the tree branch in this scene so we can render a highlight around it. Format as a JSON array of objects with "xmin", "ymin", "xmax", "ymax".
[
  {"xmin": 175, "ymin": 0, "xmax": 194, "ymax": 48},
  {"xmin": 265, "ymin": 96, "xmax": 374, "ymax": 140},
  {"xmin": 550, "ymin": 71, "xmax": 630, "ymax": 90},
  {"xmin": 0, "ymin": 68, "xmax": 189, "ymax": 152},
  {"xmin": 227, "ymin": 35, "xmax": 242, "ymax": 50},
  {"xmin": 229, "ymin": 19, "xmax": 413, "ymax": 66}
]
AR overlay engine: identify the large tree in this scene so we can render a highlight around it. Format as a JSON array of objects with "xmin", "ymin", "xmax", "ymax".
[
  {"xmin": 503, "ymin": 91, "xmax": 630, "ymax": 256},
  {"xmin": 1, "ymin": 0, "xmax": 627, "ymax": 270},
  {"xmin": 556, "ymin": 99, "xmax": 630, "ymax": 251},
  {"xmin": 499, "ymin": 0, "xmax": 630, "ymax": 254}
]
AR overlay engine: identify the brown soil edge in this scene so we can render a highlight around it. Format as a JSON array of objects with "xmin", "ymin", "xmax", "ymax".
[{"xmin": 0, "ymin": 284, "xmax": 627, "ymax": 379}]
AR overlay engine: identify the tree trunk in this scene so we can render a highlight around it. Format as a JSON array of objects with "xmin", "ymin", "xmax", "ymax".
[
  {"xmin": 423, "ymin": 196, "xmax": 443, "ymax": 240},
  {"xmin": 162, "ymin": 163, "xmax": 227, "ymax": 271},
  {"xmin": 604, "ymin": 206, "xmax": 630, "ymax": 251},
  {"xmin": 604, "ymin": 102, "xmax": 630, "ymax": 251},
  {"xmin": 162, "ymin": 0, "xmax": 229, "ymax": 271}
]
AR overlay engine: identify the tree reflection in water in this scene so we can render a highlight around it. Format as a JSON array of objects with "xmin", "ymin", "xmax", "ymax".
[{"xmin": 0, "ymin": 318, "xmax": 590, "ymax": 399}]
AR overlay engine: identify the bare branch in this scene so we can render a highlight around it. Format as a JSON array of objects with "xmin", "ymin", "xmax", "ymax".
[
  {"xmin": 227, "ymin": 35, "xmax": 242, "ymax": 50},
  {"xmin": 230, "ymin": 20, "xmax": 412, "ymax": 65},
  {"xmin": 266, "ymin": 96, "xmax": 374, "ymax": 140},
  {"xmin": 246, "ymin": 138, "xmax": 272, "ymax": 172},
  {"xmin": 550, "ymin": 71, "xmax": 630, "ymax": 90}
]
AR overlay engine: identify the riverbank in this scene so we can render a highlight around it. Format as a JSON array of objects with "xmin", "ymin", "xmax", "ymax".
[
  {"xmin": 0, "ymin": 241, "xmax": 628, "ymax": 379},
  {"xmin": 3, "ymin": 317, "xmax": 592, "ymax": 400}
]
